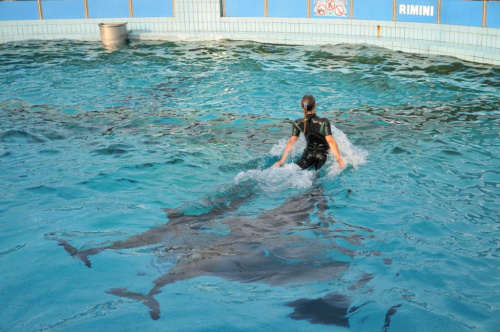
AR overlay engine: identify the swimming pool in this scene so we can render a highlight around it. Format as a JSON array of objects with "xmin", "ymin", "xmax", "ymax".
[{"xmin": 0, "ymin": 40, "xmax": 499, "ymax": 331}]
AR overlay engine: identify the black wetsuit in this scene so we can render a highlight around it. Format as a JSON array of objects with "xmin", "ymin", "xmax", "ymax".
[{"xmin": 292, "ymin": 113, "xmax": 332, "ymax": 170}]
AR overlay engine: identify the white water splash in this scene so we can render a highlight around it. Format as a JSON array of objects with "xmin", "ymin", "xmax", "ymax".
[
  {"xmin": 326, "ymin": 126, "xmax": 369, "ymax": 176},
  {"xmin": 269, "ymin": 137, "xmax": 306, "ymax": 160},
  {"xmin": 234, "ymin": 126, "xmax": 367, "ymax": 192},
  {"xmin": 234, "ymin": 163, "xmax": 315, "ymax": 192},
  {"xmin": 268, "ymin": 126, "xmax": 368, "ymax": 177}
]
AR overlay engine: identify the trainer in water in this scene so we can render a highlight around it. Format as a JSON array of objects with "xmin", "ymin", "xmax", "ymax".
[{"xmin": 274, "ymin": 94, "xmax": 345, "ymax": 170}]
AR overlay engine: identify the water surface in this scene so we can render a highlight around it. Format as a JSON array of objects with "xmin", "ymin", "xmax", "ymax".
[{"xmin": 0, "ymin": 40, "xmax": 499, "ymax": 331}]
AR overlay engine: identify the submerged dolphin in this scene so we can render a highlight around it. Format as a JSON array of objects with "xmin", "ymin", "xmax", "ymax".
[{"xmin": 57, "ymin": 186, "xmax": 377, "ymax": 324}]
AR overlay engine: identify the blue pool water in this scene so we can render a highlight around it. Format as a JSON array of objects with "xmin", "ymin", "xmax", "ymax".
[{"xmin": 0, "ymin": 40, "xmax": 499, "ymax": 331}]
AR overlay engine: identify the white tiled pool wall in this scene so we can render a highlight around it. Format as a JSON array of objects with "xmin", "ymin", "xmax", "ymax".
[{"xmin": 0, "ymin": 0, "xmax": 499, "ymax": 65}]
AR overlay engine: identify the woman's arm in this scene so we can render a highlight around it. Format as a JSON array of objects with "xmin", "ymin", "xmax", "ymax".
[
  {"xmin": 325, "ymin": 135, "xmax": 345, "ymax": 168},
  {"xmin": 274, "ymin": 136, "xmax": 298, "ymax": 167}
]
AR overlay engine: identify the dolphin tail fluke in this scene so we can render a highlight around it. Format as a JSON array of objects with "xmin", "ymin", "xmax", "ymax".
[
  {"xmin": 106, "ymin": 288, "xmax": 161, "ymax": 320},
  {"xmin": 57, "ymin": 239, "xmax": 93, "ymax": 268}
]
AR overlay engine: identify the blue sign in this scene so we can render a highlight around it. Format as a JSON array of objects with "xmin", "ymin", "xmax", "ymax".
[
  {"xmin": 44, "ymin": 0, "xmax": 85, "ymax": 20},
  {"xmin": 487, "ymin": 1, "xmax": 500, "ymax": 28},
  {"xmin": 397, "ymin": 0, "xmax": 438, "ymax": 24},
  {"xmin": 0, "ymin": 1, "xmax": 38, "ymax": 21},
  {"xmin": 269, "ymin": 0, "xmax": 307, "ymax": 18},
  {"xmin": 88, "ymin": 0, "xmax": 129, "ymax": 19},
  {"xmin": 225, "ymin": 0, "xmax": 265, "ymax": 17},
  {"xmin": 313, "ymin": 0, "xmax": 350, "ymax": 19},
  {"xmin": 354, "ymin": 0, "xmax": 393, "ymax": 21},
  {"xmin": 441, "ymin": 0, "xmax": 483, "ymax": 27},
  {"xmin": 134, "ymin": 0, "xmax": 174, "ymax": 18}
]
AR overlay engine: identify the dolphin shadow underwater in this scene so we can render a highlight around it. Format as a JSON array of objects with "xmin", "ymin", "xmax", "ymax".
[{"xmin": 56, "ymin": 185, "xmax": 398, "ymax": 327}]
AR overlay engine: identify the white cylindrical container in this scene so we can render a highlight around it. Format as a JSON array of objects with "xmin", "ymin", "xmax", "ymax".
[{"xmin": 98, "ymin": 23, "xmax": 128, "ymax": 47}]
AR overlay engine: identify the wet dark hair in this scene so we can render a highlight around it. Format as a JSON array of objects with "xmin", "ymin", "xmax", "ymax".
[
  {"xmin": 301, "ymin": 94, "xmax": 315, "ymax": 134},
  {"xmin": 301, "ymin": 94, "xmax": 316, "ymax": 112}
]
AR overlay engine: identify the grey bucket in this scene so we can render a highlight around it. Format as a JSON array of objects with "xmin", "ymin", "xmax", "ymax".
[{"xmin": 98, "ymin": 23, "xmax": 128, "ymax": 47}]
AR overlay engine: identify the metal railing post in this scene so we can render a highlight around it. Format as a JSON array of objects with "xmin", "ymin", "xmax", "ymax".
[
  {"xmin": 129, "ymin": 0, "xmax": 134, "ymax": 18},
  {"xmin": 37, "ymin": 0, "xmax": 44, "ymax": 20},
  {"xmin": 482, "ymin": 0, "xmax": 487, "ymax": 27},
  {"xmin": 84, "ymin": 0, "xmax": 89, "ymax": 19},
  {"xmin": 437, "ymin": 0, "xmax": 441, "ymax": 24},
  {"xmin": 393, "ymin": 0, "xmax": 397, "ymax": 21}
]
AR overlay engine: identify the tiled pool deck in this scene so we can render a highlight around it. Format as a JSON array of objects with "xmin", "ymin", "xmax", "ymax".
[{"xmin": 1, "ymin": 0, "xmax": 499, "ymax": 65}]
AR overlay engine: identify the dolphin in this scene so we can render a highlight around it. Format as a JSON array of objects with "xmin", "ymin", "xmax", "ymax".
[{"xmin": 57, "ymin": 186, "xmax": 378, "ymax": 325}]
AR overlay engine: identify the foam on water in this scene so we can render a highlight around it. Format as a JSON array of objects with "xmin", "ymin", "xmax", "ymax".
[
  {"xmin": 267, "ymin": 126, "xmax": 368, "ymax": 178},
  {"xmin": 233, "ymin": 125, "xmax": 368, "ymax": 194},
  {"xmin": 326, "ymin": 126, "xmax": 369, "ymax": 177},
  {"xmin": 235, "ymin": 163, "xmax": 315, "ymax": 192}
]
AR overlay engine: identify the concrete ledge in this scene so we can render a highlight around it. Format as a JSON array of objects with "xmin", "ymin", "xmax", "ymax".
[{"xmin": 1, "ymin": 9, "xmax": 499, "ymax": 65}]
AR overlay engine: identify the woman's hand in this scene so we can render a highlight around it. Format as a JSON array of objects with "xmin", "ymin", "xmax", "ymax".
[
  {"xmin": 274, "ymin": 136, "xmax": 298, "ymax": 168},
  {"xmin": 337, "ymin": 158, "xmax": 346, "ymax": 169},
  {"xmin": 325, "ymin": 135, "xmax": 345, "ymax": 169}
]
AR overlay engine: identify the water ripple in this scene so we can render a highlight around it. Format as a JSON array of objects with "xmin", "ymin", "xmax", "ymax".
[{"xmin": 0, "ymin": 40, "xmax": 499, "ymax": 331}]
